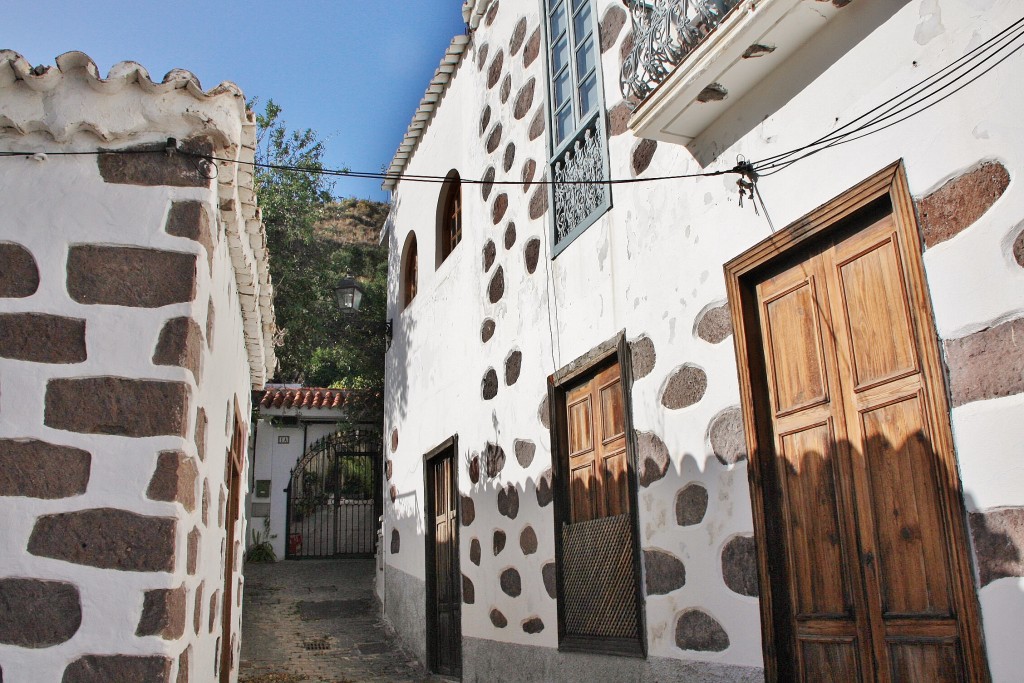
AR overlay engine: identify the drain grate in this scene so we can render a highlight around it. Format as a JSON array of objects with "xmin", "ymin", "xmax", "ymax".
[{"xmin": 302, "ymin": 637, "xmax": 331, "ymax": 651}]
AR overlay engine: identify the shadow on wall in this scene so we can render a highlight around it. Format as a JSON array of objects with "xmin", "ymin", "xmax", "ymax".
[
  {"xmin": 688, "ymin": 0, "xmax": 911, "ymax": 167},
  {"xmin": 384, "ymin": 198, "xmax": 415, "ymax": 429}
]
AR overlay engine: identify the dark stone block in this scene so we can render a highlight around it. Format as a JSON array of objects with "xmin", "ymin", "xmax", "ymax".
[
  {"xmin": 505, "ymin": 350, "xmax": 522, "ymax": 386},
  {"xmin": 193, "ymin": 581, "xmax": 204, "ymax": 635},
  {"xmin": 481, "ymin": 318, "xmax": 496, "ymax": 343},
  {"xmin": 944, "ymin": 318, "xmax": 1024, "ymax": 406},
  {"xmin": 917, "ymin": 161, "xmax": 1010, "ymax": 248},
  {"xmin": 153, "ymin": 317, "xmax": 203, "ymax": 383},
  {"xmin": 637, "ymin": 431, "xmax": 670, "ymax": 487},
  {"xmin": 697, "ymin": 83, "xmax": 728, "ymax": 102},
  {"xmin": 136, "ymin": 585, "xmax": 186, "ymax": 639},
  {"xmin": 1013, "ymin": 224, "xmax": 1024, "ymax": 267},
  {"xmin": 644, "ymin": 549, "xmax": 686, "ymax": 595},
  {"xmin": 722, "ymin": 535, "xmax": 758, "ymax": 597},
  {"xmin": 520, "ymin": 526, "xmax": 538, "ymax": 555},
  {"xmin": 503, "ymin": 142, "xmax": 516, "ymax": 172},
  {"xmin": 513, "ymin": 78, "xmax": 536, "ymax": 120},
  {"xmin": 528, "ymin": 186, "xmax": 548, "ymax": 221},
  {"xmin": 385, "ymin": 459, "xmax": 393, "ymax": 480},
  {"xmin": 462, "ymin": 495, "xmax": 476, "ymax": 526},
  {"xmin": 521, "ymin": 159, "xmax": 536, "ymax": 192},
  {"xmin": 487, "ymin": 49, "xmax": 504, "ymax": 90},
  {"xmin": 389, "ymin": 484, "xmax": 397, "ymax": 502},
  {"xmin": 165, "ymin": 201, "xmax": 213, "ymax": 273},
  {"xmin": 675, "ymin": 609, "xmax": 729, "ymax": 652},
  {"xmin": 206, "ymin": 298, "xmax": 215, "ymax": 349},
  {"xmin": 630, "ymin": 335, "xmax": 656, "ymax": 380},
  {"xmin": 536, "ymin": 469, "xmax": 553, "ymax": 507},
  {"xmin": 194, "ymin": 407, "xmax": 207, "ymax": 461},
  {"xmin": 147, "ymin": 450, "xmax": 198, "ymax": 512},
  {"xmin": 522, "ymin": 617, "xmax": 544, "ymax": 634},
  {"xmin": 493, "ymin": 530, "xmax": 506, "ymax": 556},
  {"xmin": 45, "ymin": 377, "xmax": 190, "ymax": 437},
  {"xmin": 632, "ymin": 139, "xmax": 658, "ymax": 175},
  {"xmin": 538, "ymin": 394, "xmax": 550, "ymax": 429},
  {"xmin": 492, "ymin": 193, "xmax": 509, "ymax": 225},
  {"xmin": 391, "ymin": 428, "xmax": 399, "ymax": 452},
  {"xmin": 969, "ymin": 507, "xmax": 1024, "ymax": 586},
  {"xmin": 528, "ymin": 109, "xmax": 545, "ymax": 141},
  {"xmin": 0, "ymin": 313, "xmax": 86, "ymax": 363},
  {"xmin": 483, "ymin": 239, "xmax": 497, "ymax": 272},
  {"xmin": 67, "ymin": 245, "xmax": 196, "ymax": 308},
  {"xmin": 500, "ymin": 567, "xmax": 521, "ymax": 597},
  {"xmin": 187, "ymin": 527, "xmax": 200, "ymax": 575},
  {"xmin": 62, "ymin": 655, "xmax": 172, "ymax": 683},
  {"xmin": 481, "ymin": 166, "xmax": 496, "ymax": 201},
  {"xmin": 218, "ymin": 488, "xmax": 226, "ymax": 527},
  {"xmin": 97, "ymin": 138, "xmax": 212, "ymax": 187},
  {"xmin": 497, "ymin": 484, "xmax": 520, "ymax": 519},
  {"xmin": 476, "ymin": 43, "xmax": 489, "ymax": 71},
  {"xmin": 29, "ymin": 508, "xmax": 176, "ymax": 572},
  {"xmin": 620, "ymin": 31, "xmax": 634, "ymax": 68},
  {"xmin": 482, "ymin": 368, "xmax": 499, "ymax": 400},
  {"xmin": 600, "ymin": 5, "xmax": 627, "ymax": 53},
  {"xmin": 480, "ymin": 105, "xmax": 492, "ymax": 138},
  {"xmin": 504, "ymin": 222, "xmax": 517, "ymax": 249},
  {"xmin": 708, "ymin": 406, "xmax": 747, "ymax": 466},
  {"xmin": 462, "ymin": 574, "xmax": 475, "ymax": 604},
  {"xmin": 469, "ymin": 454, "xmax": 481, "ymax": 484},
  {"xmin": 176, "ymin": 646, "xmax": 191, "ymax": 683},
  {"xmin": 470, "ymin": 538, "xmax": 481, "ymax": 566},
  {"xmin": 500, "ymin": 74, "xmax": 512, "ymax": 104},
  {"xmin": 208, "ymin": 590, "xmax": 219, "ymax": 633},
  {"xmin": 485, "ymin": 0, "xmax": 499, "ymax": 26},
  {"xmin": 490, "ymin": 608, "xmax": 507, "ymax": 628},
  {"xmin": 524, "ymin": 237, "xmax": 541, "ymax": 273},
  {"xmin": 0, "ymin": 439, "xmax": 90, "ymax": 499},
  {"xmin": 514, "ymin": 439, "xmax": 535, "ymax": 468},
  {"xmin": 484, "ymin": 442, "xmax": 506, "ymax": 478},
  {"xmin": 662, "ymin": 365, "xmax": 707, "ymax": 410},
  {"xmin": 509, "ymin": 17, "xmax": 528, "ymax": 55},
  {"xmin": 676, "ymin": 483, "xmax": 709, "ymax": 527},
  {"xmin": 523, "ymin": 27, "xmax": 540, "ymax": 68},
  {"xmin": 488, "ymin": 266, "xmax": 505, "ymax": 304},
  {"xmin": 695, "ymin": 303, "xmax": 733, "ymax": 344},
  {"xmin": 202, "ymin": 480, "xmax": 211, "ymax": 526},
  {"xmin": 542, "ymin": 562, "xmax": 557, "ymax": 599},
  {"xmin": 608, "ymin": 100, "xmax": 634, "ymax": 137},
  {"xmin": 0, "ymin": 578, "xmax": 81, "ymax": 647},
  {"xmin": 0, "ymin": 242, "xmax": 39, "ymax": 298}
]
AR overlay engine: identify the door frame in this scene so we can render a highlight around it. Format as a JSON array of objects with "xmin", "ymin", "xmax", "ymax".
[
  {"xmin": 220, "ymin": 399, "xmax": 245, "ymax": 683},
  {"xmin": 723, "ymin": 161, "xmax": 988, "ymax": 682},
  {"xmin": 423, "ymin": 435, "xmax": 462, "ymax": 678}
]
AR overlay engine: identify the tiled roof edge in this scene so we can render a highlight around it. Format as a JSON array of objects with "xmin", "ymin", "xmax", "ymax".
[{"xmin": 381, "ymin": 33, "xmax": 472, "ymax": 191}]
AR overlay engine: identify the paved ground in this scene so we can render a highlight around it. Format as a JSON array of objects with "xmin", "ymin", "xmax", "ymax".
[{"xmin": 239, "ymin": 559, "xmax": 431, "ymax": 683}]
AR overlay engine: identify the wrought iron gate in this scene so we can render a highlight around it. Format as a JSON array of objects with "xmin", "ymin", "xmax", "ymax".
[{"xmin": 285, "ymin": 428, "xmax": 382, "ymax": 559}]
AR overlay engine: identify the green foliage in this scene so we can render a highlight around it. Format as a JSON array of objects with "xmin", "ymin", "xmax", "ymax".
[
  {"xmin": 245, "ymin": 517, "xmax": 277, "ymax": 563},
  {"xmin": 252, "ymin": 99, "xmax": 388, "ymax": 394}
]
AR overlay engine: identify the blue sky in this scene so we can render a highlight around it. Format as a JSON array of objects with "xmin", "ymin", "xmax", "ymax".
[{"xmin": 2, "ymin": 1, "xmax": 466, "ymax": 201}]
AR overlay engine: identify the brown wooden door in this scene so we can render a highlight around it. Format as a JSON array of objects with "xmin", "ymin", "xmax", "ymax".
[
  {"xmin": 427, "ymin": 448, "xmax": 461, "ymax": 677},
  {"xmin": 220, "ymin": 412, "xmax": 244, "ymax": 683},
  {"xmin": 753, "ymin": 209, "xmax": 982, "ymax": 682},
  {"xmin": 565, "ymin": 361, "xmax": 628, "ymax": 523}
]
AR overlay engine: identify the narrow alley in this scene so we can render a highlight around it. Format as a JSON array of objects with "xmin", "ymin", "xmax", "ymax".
[{"xmin": 239, "ymin": 559, "xmax": 428, "ymax": 683}]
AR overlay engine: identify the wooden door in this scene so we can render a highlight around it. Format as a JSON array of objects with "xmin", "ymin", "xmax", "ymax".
[
  {"xmin": 566, "ymin": 361, "xmax": 629, "ymax": 523},
  {"xmin": 426, "ymin": 447, "xmax": 461, "ymax": 677},
  {"xmin": 735, "ymin": 176, "xmax": 987, "ymax": 682},
  {"xmin": 220, "ymin": 411, "xmax": 244, "ymax": 683}
]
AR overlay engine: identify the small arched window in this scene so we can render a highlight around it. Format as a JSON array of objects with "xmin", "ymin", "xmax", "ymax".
[
  {"xmin": 401, "ymin": 232, "xmax": 418, "ymax": 309},
  {"xmin": 436, "ymin": 170, "xmax": 462, "ymax": 267}
]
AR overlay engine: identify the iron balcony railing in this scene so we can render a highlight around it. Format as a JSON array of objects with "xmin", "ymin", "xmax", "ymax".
[{"xmin": 620, "ymin": 0, "xmax": 741, "ymax": 102}]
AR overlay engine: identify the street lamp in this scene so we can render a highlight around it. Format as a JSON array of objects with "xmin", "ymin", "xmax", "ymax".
[{"xmin": 334, "ymin": 276, "xmax": 393, "ymax": 349}]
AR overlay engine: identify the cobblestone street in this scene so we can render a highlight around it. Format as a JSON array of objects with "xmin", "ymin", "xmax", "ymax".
[{"xmin": 240, "ymin": 559, "xmax": 430, "ymax": 683}]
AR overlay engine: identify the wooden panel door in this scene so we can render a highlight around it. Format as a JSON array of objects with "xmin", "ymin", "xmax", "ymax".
[
  {"xmin": 427, "ymin": 448, "xmax": 461, "ymax": 677},
  {"xmin": 752, "ymin": 208, "xmax": 983, "ymax": 681},
  {"xmin": 565, "ymin": 361, "xmax": 629, "ymax": 523}
]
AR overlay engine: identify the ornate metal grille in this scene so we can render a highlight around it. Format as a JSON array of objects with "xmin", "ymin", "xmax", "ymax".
[
  {"xmin": 552, "ymin": 114, "xmax": 609, "ymax": 247},
  {"xmin": 560, "ymin": 514, "xmax": 640, "ymax": 641},
  {"xmin": 620, "ymin": 0, "xmax": 741, "ymax": 102}
]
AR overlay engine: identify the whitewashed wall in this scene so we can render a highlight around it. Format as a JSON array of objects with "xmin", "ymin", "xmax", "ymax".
[{"xmin": 383, "ymin": 0, "xmax": 1024, "ymax": 679}]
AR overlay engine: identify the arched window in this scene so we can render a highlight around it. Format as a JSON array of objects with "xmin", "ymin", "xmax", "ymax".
[
  {"xmin": 436, "ymin": 170, "xmax": 462, "ymax": 267},
  {"xmin": 401, "ymin": 232, "xmax": 418, "ymax": 309}
]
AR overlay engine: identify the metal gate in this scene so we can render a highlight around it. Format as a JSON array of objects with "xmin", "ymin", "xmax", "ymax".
[{"xmin": 285, "ymin": 428, "xmax": 382, "ymax": 559}]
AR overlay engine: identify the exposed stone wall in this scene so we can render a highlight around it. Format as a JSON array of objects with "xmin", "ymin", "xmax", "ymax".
[{"xmin": 0, "ymin": 58, "xmax": 265, "ymax": 682}]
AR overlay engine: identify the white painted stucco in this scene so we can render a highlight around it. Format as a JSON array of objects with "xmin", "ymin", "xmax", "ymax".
[{"xmin": 382, "ymin": 0, "xmax": 1024, "ymax": 679}]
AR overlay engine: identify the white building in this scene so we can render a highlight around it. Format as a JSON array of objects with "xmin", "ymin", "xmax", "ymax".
[
  {"xmin": 0, "ymin": 51, "xmax": 275, "ymax": 683},
  {"xmin": 379, "ymin": 1, "xmax": 1024, "ymax": 681}
]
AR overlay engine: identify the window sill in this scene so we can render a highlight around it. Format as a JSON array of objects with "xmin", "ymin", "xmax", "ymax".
[{"xmin": 628, "ymin": 0, "xmax": 848, "ymax": 146}]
